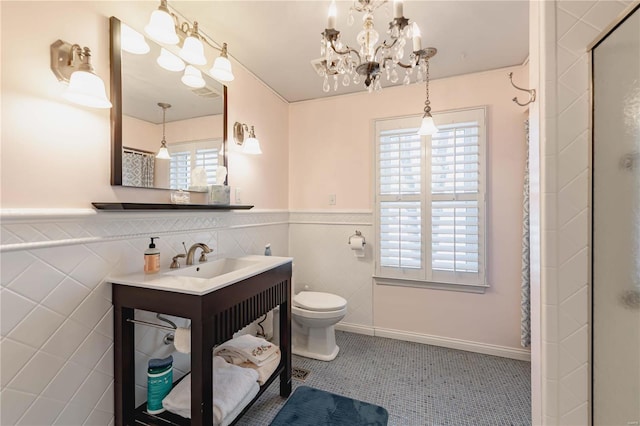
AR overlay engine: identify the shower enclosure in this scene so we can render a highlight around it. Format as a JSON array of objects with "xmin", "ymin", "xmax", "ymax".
[{"xmin": 592, "ymin": 5, "xmax": 640, "ymax": 425}]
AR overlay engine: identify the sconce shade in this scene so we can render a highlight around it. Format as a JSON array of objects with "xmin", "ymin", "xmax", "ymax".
[
  {"xmin": 179, "ymin": 36, "xmax": 207, "ymax": 65},
  {"xmin": 145, "ymin": 8, "xmax": 179, "ymax": 45},
  {"xmin": 64, "ymin": 70, "xmax": 112, "ymax": 109},
  {"xmin": 156, "ymin": 146, "xmax": 171, "ymax": 159},
  {"xmin": 417, "ymin": 114, "xmax": 438, "ymax": 136},
  {"xmin": 157, "ymin": 48, "xmax": 185, "ymax": 72},
  {"xmin": 210, "ymin": 55, "xmax": 234, "ymax": 82},
  {"xmin": 181, "ymin": 65, "xmax": 206, "ymax": 88},
  {"xmin": 121, "ymin": 24, "xmax": 150, "ymax": 54},
  {"xmin": 243, "ymin": 136, "xmax": 262, "ymax": 155}
]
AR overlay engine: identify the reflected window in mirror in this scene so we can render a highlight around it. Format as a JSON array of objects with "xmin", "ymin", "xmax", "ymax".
[{"xmin": 110, "ymin": 16, "xmax": 228, "ymax": 190}]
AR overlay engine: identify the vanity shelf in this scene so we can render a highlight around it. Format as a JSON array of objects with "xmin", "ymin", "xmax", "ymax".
[
  {"xmin": 92, "ymin": 202, "xmax": 253, "ymax": 211},
  {"xmin": 111, "ymin": 262, "xmax": 292, "ymax": 426}
]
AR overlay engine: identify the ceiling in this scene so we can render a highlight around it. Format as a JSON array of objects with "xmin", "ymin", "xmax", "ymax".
[{"xmin": 171, "ymin": 1, "xmax": 529, "ymax": 103}]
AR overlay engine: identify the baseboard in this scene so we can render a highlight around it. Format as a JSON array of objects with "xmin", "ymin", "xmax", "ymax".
[
  {"xmin": 373, "ymin": 327, "xmax": 531, "ymax": 361},
  {"xmin": 335, "ymin": 322, "xmax": 375, "ymax": 336}
]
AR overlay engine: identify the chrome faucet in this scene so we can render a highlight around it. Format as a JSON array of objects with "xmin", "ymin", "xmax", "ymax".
[{"xmin": 186, "ymin": 243, "xmax": 212, "ymax": 265}]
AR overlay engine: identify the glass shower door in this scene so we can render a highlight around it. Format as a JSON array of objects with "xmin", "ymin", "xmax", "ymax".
[{"xmin": 592, "ymin": 5, "xmax": 640, "ymax": 425}]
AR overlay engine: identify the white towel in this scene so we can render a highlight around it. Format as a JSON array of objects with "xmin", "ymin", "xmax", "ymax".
[
  {"xmin": 162, "ymin": 356, "xmax": 259, "ymax": 422},
  {"xmin": 213, "ymin": 334, "xmax": 279, "ymax": 366},
  {"xmin": 173, "ymin": 327, "xmax": 190, "ymax": 354},
  {"xmin": 238, "ymin": 348, "xmax": 281, "ymax": 385}
]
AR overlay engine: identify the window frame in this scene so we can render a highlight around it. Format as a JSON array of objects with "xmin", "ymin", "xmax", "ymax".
[{"xmin": 373, "ymin": 107, "xmax": 488, "ymax": 293}]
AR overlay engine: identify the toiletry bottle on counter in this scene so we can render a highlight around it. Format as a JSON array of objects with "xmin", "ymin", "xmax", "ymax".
[
  {"xmin": 264, "ymin": 243, "xmax": 272, "ymax": 256},
  {"xmin": 144, "ymin": 237, "xmax": 160, "ymax": 274},
  {"xmin": 147, "ymin": 355, "xmax": 173, "ymax": 414}
]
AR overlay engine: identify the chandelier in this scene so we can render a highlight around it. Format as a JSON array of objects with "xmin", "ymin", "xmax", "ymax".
[{"xmin": 317, "ymin": 0, "xmax": 437, "ymax": 93}]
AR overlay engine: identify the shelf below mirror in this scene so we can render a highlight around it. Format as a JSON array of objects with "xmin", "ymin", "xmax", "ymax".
[{"xmin": 92, "ymin": 202, "xmax": 253, "ymax": 211}]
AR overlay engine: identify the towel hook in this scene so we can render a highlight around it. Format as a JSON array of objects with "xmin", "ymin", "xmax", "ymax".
[{"xmin": 508, "ymin": 72, "xmax": 536, "ymax": 107}]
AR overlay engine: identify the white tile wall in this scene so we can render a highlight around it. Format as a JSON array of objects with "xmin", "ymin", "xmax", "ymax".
[
  {"xmin": 288, "ymin": 212, "xmax": 374, "ymax": 329},
  {"xmin": 0, "ymin": 210, "xmax": 289, "ymax": 425},
  {"xmin": 540, "ymin": 0, "xmax": 631, "ymax": 423}
]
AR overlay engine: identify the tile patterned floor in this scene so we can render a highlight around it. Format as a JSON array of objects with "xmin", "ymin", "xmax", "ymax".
[{"xmin": 236, "ymin": 331, "xmax": 531, "ymax": 426}]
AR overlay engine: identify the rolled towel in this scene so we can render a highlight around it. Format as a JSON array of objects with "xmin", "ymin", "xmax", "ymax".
[
  {"xmin": 162, "ymin": 356, "xmax": 259, "ymax": 421},
  {"xmin": 214, "ymin": 334, "xmax": 279, "ymax": 366},
  {"xmin": 173, "ymin": 327, "xmax": 190, "ymax": 354},
  {"xmin": 238, "ymin": 348, "xmax": 281, "ymax": 385}
]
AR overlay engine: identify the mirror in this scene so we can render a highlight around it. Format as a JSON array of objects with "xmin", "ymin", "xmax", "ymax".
[{"xmin": 110, "ymin": 16, "xmax": 228, "ymax": 190}]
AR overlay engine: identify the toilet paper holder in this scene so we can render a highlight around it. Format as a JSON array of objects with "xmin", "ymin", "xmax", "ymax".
[{"xmin": 348, "ymin": 230, "xmax": 366, "ymax": 246}]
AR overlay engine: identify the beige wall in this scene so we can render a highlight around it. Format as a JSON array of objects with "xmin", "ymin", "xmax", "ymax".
[
  {"xmin": 0, "ymin": 1, "xmax": 288, "ymax": 209},
  {"xmin": 289, "ymin": 65, "xmax": 530, "ymax": 353}
]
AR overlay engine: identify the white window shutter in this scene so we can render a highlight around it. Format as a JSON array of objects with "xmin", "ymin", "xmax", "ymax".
[{"xmin": 169, "ymin": 151, "xmax": 191, "ymax": 190}]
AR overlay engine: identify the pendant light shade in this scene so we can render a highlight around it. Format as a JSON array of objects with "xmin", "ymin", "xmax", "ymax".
[
  {"xmin": 156, "ymin": 103, "xmax": 172, "ymax": 159},
  {"xmin": 181, "ymin": 65, "xmax": 206, "ymax": 88},
  {"xmin": 417, "ymin": 114, "xmax": 438, "ymax": 136},
  {"xmin": 157, "ymin": 48, "xmax": 185, "ymax": 72},
  {"xmin": 145, "ymin": 3, "xmax": 179, "ymax": 45}
]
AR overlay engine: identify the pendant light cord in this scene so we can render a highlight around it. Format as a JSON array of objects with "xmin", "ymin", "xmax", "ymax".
[{"xmin": 423, "ymin": 59, "xmax": 431, "ymax": 117}]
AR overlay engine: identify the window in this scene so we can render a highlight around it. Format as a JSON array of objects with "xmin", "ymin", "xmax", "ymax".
[
  {"xmin": 168, "ymin": 140, "xmax": 220, "ymax": 190},
  {"xmin": 375, "ymin": 107, "xmax": 487, "ymax": 290}
]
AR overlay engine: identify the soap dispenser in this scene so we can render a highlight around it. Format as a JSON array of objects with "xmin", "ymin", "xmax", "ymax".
[{"xmin": 144, "ymin": 237, "xmax": 160, "ymax": 274}]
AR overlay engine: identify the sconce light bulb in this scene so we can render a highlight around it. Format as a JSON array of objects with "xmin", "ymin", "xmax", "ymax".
[
  {"xmin": 121, "ymin": 24, "xmax": 150, "ymax": 55},
  {"xmin": 179, "ymin": 36, "xmax": 207, "ymax": 65},
  {"xmin": 210, "ymin": 55, "xmax": 234, "ymax": 82},
  {"xmin": 145, "ymin": 8, "xmax": 179, "ymax": 45},
  {"xmin": 64, "ymin": 70, "xmax": 112, "ymax": 109},
  {"xmin": 157, "ymin": 48, "xmax": 185, "ymax": 72},
  {"xmin": 181, "ymin": 65, "xmax": 206, "ymax": 88}
]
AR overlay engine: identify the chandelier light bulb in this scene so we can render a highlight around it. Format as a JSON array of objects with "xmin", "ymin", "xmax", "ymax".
[
  {"xmin": 145, "ymin": 2, "xmax": 179, "ymax": 45},
  {"xmin": 412, "ymin": 22, "xmax": 422, "ymax": 52},
  {"xmin": 157, "ymin": 48, "xmax": 185, "ymax": 72},
  {"xmin": 393, "ymin": 0, "xmax": 404, "ymax": 18},
  {"xmin": 328, "ymin": 1, "xmax": 337, "ymax": 29}
]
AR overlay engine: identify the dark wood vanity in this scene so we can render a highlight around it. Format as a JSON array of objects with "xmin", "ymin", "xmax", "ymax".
[{"xmin": 112, "ymin": 262, "xmax": 292, "ymax": 426}]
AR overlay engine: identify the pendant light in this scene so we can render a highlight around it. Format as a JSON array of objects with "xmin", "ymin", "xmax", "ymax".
[
  {"xmin": 156, "ymin": 102, "xmax": 172, "ymax": 160},
  {"xmin": 417, "ymin": 59, "xmax": 438, "ymax": 136}
]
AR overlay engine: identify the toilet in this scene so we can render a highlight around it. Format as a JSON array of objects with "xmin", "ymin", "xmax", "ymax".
[{"xmin": 291, "ymin": 291, "xmax": 347, "ymax": 361}]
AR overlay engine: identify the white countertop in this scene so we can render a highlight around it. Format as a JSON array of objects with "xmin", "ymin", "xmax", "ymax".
[{"xmin": 108, "ymin": 255, "xmax": 292, "ymax": 296}]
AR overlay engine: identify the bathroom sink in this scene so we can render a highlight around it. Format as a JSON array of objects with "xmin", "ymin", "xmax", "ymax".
[
  {"xmin": 165, "ymin": 257, "xmax": 261, "ymax": 279},
  {"xmin": 108, "ymin": 255, "xmax": 293, "ymax": 296}
]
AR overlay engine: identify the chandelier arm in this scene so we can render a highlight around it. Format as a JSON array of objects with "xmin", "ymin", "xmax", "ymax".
[
  {"xmin": 329, "ymin": 39, "xmax": 361, "ymax": 59},
  {"xmin": 374, "ymin": 38, "xmax": 397, "ymax": 59}
]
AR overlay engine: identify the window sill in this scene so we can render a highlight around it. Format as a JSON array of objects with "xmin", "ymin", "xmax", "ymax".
[{"xmin": 373, "ymin": 276, "xmax": 489, "ymax": 294}]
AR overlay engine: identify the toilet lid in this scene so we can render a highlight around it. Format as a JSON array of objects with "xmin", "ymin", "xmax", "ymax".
[{"xmin": 293, "ymin": 291, "xmax": 347, "ymax": 311}]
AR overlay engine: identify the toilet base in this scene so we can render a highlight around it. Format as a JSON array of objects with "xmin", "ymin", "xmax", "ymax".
[{"xmin": 292, "ymin": 344, "xmax": 340, "ymax": 361}]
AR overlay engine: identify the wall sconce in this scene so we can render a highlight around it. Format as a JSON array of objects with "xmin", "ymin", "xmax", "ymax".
[
  {"xmin": 145, "ymin": 0, "xmax": 235, "ymax": 82},
  {"xmin": 50, "ymin": 40, "xmax": 112, "ymax": 109},
  {"xmin": 233, "ymin": 122, "xmax": 262, "ymax": 155},
  {"xmin": 121, "ymin": 23, "xmax": 150, "ymax": 55}
]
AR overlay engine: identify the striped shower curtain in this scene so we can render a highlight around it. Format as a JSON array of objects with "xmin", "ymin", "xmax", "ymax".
[{"xmin": 521, "ymin": 120, "xmax": 531, "ymax": 348}]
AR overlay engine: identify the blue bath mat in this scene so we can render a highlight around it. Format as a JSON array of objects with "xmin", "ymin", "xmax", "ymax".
[{"xmin": 270, "ymin": 386, "xmax": 388, "ymax": 425}]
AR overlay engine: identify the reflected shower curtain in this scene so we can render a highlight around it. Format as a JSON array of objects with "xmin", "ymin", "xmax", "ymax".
[
  {"xmin": 123, "ymin": 149, "xmax": 155, "ymax": 187},
  {"xmin": 521, "ymin": 120, "xmax": 530, "ymax": 348}
]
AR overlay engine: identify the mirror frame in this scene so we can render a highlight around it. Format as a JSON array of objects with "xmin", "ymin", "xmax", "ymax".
[{"xmin": 109, "ymin": 16, "xmax": 228, "ymax": 188}]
